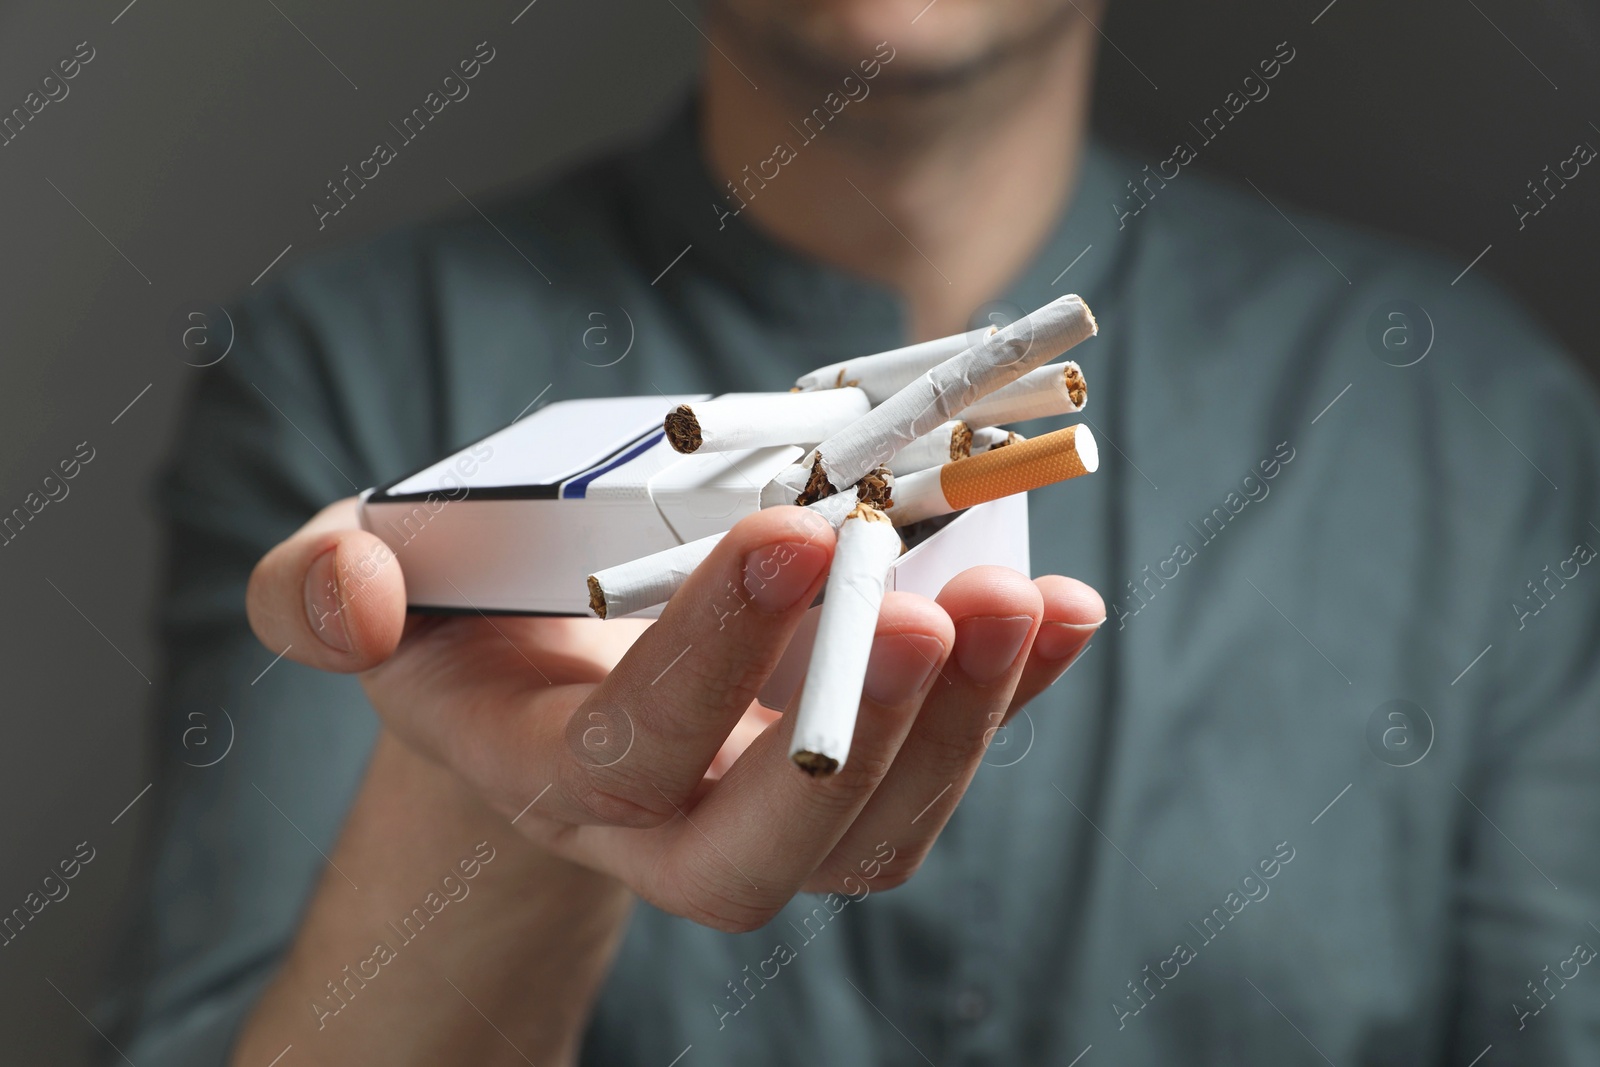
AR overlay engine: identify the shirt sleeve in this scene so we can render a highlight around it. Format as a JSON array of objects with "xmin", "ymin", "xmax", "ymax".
[{"xmin": 94, "ymin": 245, "xmax": 438, "ymax": 1063}]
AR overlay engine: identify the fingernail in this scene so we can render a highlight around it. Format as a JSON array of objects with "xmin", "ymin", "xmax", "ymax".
[
  {"xmin": 742, "ymin": 542, "xmax": 830, "ymax": 613},
  {"xmin": 1032, "ymin": 619, "xmax": 1104, "ymax": 661},
  {"xmin": 954, "ymin": 615, "xmax": 1033, "ymax": 683},
  {"xmin": 862, "ymin": 633, "xmax": 945, "ymax": 705},
  {"xmin": 304, "ymin": 548, "xmax": 353, "ymax": 653}
]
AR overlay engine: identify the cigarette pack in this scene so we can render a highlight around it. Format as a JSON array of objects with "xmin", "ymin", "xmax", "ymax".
[{"xmin": 358, "ymin": 394, "xmax": 1029, "ymax": 618}]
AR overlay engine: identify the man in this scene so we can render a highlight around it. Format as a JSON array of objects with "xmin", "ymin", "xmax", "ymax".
[{"xmin": 104, "ymin": 0, "xmax": 1600, "ymax": 1063}]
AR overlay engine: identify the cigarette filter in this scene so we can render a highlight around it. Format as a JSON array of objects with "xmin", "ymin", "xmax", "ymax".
[
  {"xmin": 886, "ymin": 420, "xmax": 972, "ymax": 476},
  {"xmin": 588, "ymin": 486, "xmax": 864, "ymax": 619},
  {"xmin": 664, "ymin": 388, "xmax": 871, "ymax": 454},
  {"xmin": 765, "ymin": 295, "xmax": 1096, "ymax": 506},
  {"xmin": 891, "ymin": 424, "xmax": 1098, "ymax": 527},
  {"xmin": 792, "ymin": 329, "xmax": 986, "ymax": 404},
  {"xmin": 957, "ymin": 362, "xmax": 1086, "ymax": 428},
  {"xmin": 788, "ymin": 505, "xmax": 905, "ymax": 775}
]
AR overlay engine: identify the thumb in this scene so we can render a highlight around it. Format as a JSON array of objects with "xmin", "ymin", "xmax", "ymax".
[{"xmin": 246, "ymin": 497, "xmax": 407, "ymax": 672}]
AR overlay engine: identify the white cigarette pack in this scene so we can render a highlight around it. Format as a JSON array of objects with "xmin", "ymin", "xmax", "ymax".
[{"xmin": 358, "ymin": 395, "xmax": 1029, "ymax": 617}]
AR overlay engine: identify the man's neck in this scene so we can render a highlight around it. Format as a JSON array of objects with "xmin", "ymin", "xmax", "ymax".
[{"xmin": 700, "ymin": 20, "xmax": 1097, "ymax": 340}]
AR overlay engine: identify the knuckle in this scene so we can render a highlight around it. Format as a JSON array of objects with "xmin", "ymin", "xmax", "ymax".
[
  {"xmin": 829, "ymin": 749, "xmax": 895, "ymax": 797},
  {"xmin": 567, "ymin": 780, "xmax": 675, "ymax": 830},
  {"xmin": 558, "ymin": 758, "xmax": 675, "ymax": 829},
  {"xmin": 666, "ymin": 654, "xmax": 766, "ymax": 720},
  {"xmin": 866, "ymin": 856, "xmax": 923, "ymax": 892},
  {"xmin": 668, "ymin": 862, "xmax": 779, "ymax": 934},
  {"xmin": 804, "ymin": 863, "xmax": 853, "ymax": 894},
  {"xmin": 774, "ymin": 752, "xmax": 896, "ymax": 828},
  {"xmin": 811, "ymin": 849, "xmax": 923, "ymax": 895},
  {"xmin": 923, "ymin": 722, "xmax": 992, "ymax": 769},
  {"xmin": 698, "ymin": 908, "xmax": 774, "ymax": 936}
]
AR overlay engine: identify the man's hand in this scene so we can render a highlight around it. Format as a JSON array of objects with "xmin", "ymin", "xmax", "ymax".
[{"xmin": 246, "ymin": 497, "xmax": 1102, "ymax": 931}]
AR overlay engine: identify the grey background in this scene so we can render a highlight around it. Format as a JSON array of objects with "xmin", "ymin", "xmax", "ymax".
[{"xmin": 0, "ymin": 0, "xmax": 1593, "ymax": 1062}]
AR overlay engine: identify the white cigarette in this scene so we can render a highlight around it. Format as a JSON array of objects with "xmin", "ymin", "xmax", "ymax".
[
  {"xmin": 792, "ymin": 330, "xmax": 987, "ymax": 404},
  {"xmin": 886, "ymin": 420, "xmax": 971, "ymax": 475},
  {"xmin": 891, "ymin": 424, "xmax": 1098, "ymax": 526},
  {"xmin": 587, "ymin": 483, "xmax": 873, "ymax": 619},
  {"xmin": 957, "ymin": 362, "xmax": 1086, "ymax": 427},
  {"xmin": 765, "ymin": 295, "xmax": 1096, "ymax": 506},
  {"xmin": 788, "ymin": 505, "xmax": 904, "ymax": 775},
  {"xmin": 664, "ymin": 388, "xmax": 870, "ymax": 454},
  {"xmin": 970, "ymin": 426, "xmax": 1025, "ymax": 452}
]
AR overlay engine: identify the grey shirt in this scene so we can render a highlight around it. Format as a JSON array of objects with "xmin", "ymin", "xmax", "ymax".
[{"xmin": 102, "ymin": 102, "xmax": 1600, "ymax": 1064}]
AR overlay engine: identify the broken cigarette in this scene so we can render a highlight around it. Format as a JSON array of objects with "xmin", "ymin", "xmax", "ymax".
[
  {"xmin": 970, "ymin": 426, "xmax": 1025, "ymax": 452},
  {"xmin": 586, "ymin": 477, "xmax": 882, "ymax": 620},
  {"xmin": 890, "ymin": 424, "xmax": 1098, "ymax": 526},
  {"xmin": 792, "ymin": 329, "xmax": 988, "ymax": 404},
  {"xmin": 788, "ymin": 504, "xmax": 904, "ymax": 776},
  {"xmin": 664, "ymin": 388, "xmax": 871, "ymax": 454},
  {"xmin": 764, "ymin": 295, "xmax": 1097, "ymax": 507},
  {"xmin": 957, "ymin": 362, "xmax": 1086, "ymax": 428},
  {"xmin": 886, "ymin": 420, "xmax": 972, "ymax": 475}
]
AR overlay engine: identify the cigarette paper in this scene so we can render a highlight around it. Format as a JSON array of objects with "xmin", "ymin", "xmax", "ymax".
[
  {"xmin": 957, "ymin": 362, "xmax": 1086, "ymax": 428},
  {"xmin": 587, "ymin": 486, "xmax": 868, "ymax": 620},
  {"xmin": 788, "ymin": 505, "xmax": 904, "ymax": 775},
  {"xmin": 891, "ymin": 424, "xmax": 1098, "ymax": 527},
  {"xmin": 664, "ymin": 388, "xmax": 870, "ymax": 454},
  {"xmin": 765, "ymin": 295, "xmax": 1096, "ymax": 506},
  {"xmin": 971, "ymin": 427, "xmax": 1024, "ymax": 452},
  {"xmin": 886, "ymin": 420, "xmax": 972, "ymax": 475},
  {"xmin": 792, "ymin": 330, "xmax": 987, "ymax": 404}
]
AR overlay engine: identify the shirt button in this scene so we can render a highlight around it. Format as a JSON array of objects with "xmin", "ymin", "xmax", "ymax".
[{"xmin": 953, "ymin": 987, "xmax": 991, "ymax": 1023}]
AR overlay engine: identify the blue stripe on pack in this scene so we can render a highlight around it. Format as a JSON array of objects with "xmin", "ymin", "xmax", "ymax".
[{"xmin": 560, "ymin": 432, "xmax": 666, "ymax": 499}]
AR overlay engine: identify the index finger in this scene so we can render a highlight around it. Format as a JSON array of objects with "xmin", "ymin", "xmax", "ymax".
[{"xmin": 559, "ymin": 505, "xmax": 837, "ymax": 825}]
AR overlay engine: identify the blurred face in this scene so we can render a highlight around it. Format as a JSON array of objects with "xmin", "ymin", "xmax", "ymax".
[{"xmin": 708, "ymin": 0, "xmax": 1091, "ymax": 93}]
